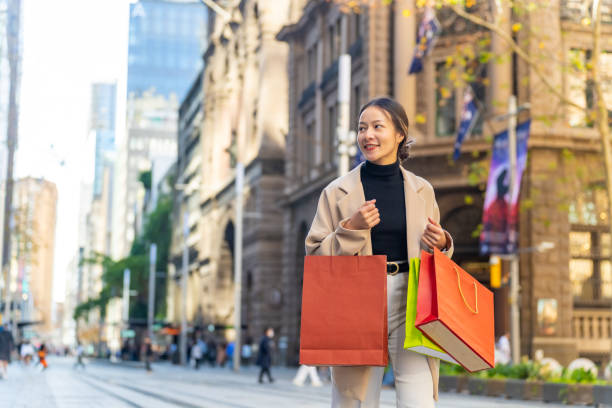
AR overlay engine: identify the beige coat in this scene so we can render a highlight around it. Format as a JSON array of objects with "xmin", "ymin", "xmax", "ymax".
[{"xmin": 305, "ymin": 162, "xmax": 454, "ymax": 402}]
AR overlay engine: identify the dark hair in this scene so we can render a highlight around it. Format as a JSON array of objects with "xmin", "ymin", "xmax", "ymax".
[{"xmin": 358, "ymin": 97, "xmax": 415, "ymax": 163}]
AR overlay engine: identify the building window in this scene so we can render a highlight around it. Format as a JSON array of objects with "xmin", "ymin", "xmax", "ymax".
[
  {"xmin": 351, "ymin": 84, "xmax": 362, "ymax": 131},
  {"xmin": 470, "ymin": 64, "xmax": 487, "ymax": 135},
  {"xmin": 353, "ymin": 13, "xmax": 361, "ymax": 43},
  {"xmin": 328, "ymin": 19, "xmax": 341, "ymax": 65},
  {"xmin": 328, "ymin": 25, "xmax": 335, "ymax": 65},
  {"xmin": 568, "ymin": 49, "xmax": 591, "ymax": 127},
  {"xmin": 327, "ymin": 105, "xmax": 337, "ymax": 163},
  {"xmin": 570, "ymin": 186, "xmax": 611, "ymax": 303},
  {"xmin": 568, "ymin": 49, "xmax": 612, "ymax": 128},
  {"xmin": 335, "ymin": 19, "xmax": 341, "ymax": 56},
  {"xmin": 307, "ymin": 45, "xmax": 316, "ymax": 84},
  {"xmin": 570, "ymin": 230, "xmax": 612, "ymax": 302},
  {"xmin": 435, "ymin": 61, "xmax": 456, "ymax": 137},
  {"xmin": 306, "ymin": 122, "xmax": 314, "ymax": 175}
]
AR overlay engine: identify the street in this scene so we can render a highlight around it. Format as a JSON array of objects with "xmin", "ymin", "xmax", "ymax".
[{"xmin": 0, "ymin": 357, "xmax": 579, "ymax": 408}]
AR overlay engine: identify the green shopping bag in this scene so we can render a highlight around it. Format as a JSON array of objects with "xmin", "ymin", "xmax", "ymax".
[{"xmin": 404, "ymin": 257, "xmax": 458, "ymax": 364}]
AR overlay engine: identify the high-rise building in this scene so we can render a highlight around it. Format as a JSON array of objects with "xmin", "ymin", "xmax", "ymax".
[
  {"xmin": 127, "ymin": 0, "xmax": 206, "ymax": 101},
  {"xmin": 113, "ymin": 0, "xmax": 207, "ymax": 258},
  {"xmin": 12, "ymin": 178, "xmax": 57, "ymax": 337},
  {"xmin": 166, "ymin": 0, "xmax": 290, "ymax": 356},
  {"xmin": 0, "ymin": 0, "xmax": 23, "ymax": 316},
  {"xmin": 91, "ymin": 83, "xmax": 116, "ymax": 198}
]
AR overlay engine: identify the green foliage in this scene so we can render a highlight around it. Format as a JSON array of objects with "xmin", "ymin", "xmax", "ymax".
[
  {"xmin": 74, "ymin": 193, "xmax": 172, "ymax": 323},
  {"xmin": 470, "ymin": 223, "xmax": 483, "ymax": 239},
  {"xmin": 441, "ymin": 359, "xmax": 607, "ymax": 385},
  {"xmin": 72, "ymin": 287, "xmax": 111, "ymax": 321},
  {"xmin": 139, "ymin": 170, "xmax": 152, "ymax": 190},
  {"xmin": 440, "ymin": 362, "xmax": 466, "ymax": 376},
  {"xmin": 569, "ymin": 367, "xmax": 596, "ymax": 384},
  {"xmin": 467, "ymin": 160, "xmax": 489, "ymax": 189},
  {"xmin": 509, "ymin": 360, "xmax": 541, "ymax": 380}
]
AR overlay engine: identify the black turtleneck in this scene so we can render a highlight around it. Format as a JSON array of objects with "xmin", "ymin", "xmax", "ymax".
[{"xmin": 360, "ymin": 161, "xmax": 408, "ymax": 262}]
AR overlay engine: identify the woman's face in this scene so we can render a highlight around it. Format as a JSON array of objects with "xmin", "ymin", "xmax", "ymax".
[{"xmin": 357, "ymin": 106, "xmax": 404, "ymax": 165}]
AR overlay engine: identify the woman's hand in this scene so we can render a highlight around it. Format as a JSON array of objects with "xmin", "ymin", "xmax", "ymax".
[
  {"xmin": 421, "ymin": 217, "xmax": 448, "ymax": 250},
  {"xmin": 343, "ymin": 199, "xmax": 380, "ymax": 230}
]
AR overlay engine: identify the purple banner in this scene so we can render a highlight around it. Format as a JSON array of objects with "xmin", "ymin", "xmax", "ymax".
[{"xmin": 480, "ymin": 120, "xmax": 531, "ymax": 254}]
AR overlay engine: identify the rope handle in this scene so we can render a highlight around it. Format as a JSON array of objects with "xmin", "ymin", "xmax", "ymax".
[{"xmin": 455, "ymin": 266, "xmax": 478, "ymax": 314}]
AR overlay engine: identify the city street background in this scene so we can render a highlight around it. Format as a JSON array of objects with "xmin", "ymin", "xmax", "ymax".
[
  {"xmin": 0, "ymin": 0, "xmax": 611, "ymax": 406},
  {"xmin": 0, "ymin": 357, "xmax": 579, "ymax": 408}
]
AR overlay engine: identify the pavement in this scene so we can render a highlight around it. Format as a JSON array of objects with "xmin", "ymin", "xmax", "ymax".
[{"xmin": 0, "ymin": 356, "xmax": 582, "ymax": 407}]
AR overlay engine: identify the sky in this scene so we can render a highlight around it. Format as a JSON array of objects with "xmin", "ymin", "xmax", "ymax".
[{"xmin": 16, "ymin": 0, "xmax": 131, "ymax": 302}]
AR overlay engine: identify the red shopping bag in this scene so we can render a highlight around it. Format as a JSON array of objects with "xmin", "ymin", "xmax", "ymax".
[
  {"xmin": 299, "ymin": 255, "xmax": 388, "ymax": 366},
  {"xmin": 416, "ymin": 248, "xmax": 494, "ymax": 372}
]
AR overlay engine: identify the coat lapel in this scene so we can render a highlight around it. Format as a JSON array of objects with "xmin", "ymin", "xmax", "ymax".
[
  {"xmin": 336, "ymin": 163, "xmax": 427, "ymax": 258},
  {"xmin": 400, "ymin": 167, "xmax": 426, "ymax": 260},
  {"xmin": 336, "ymin": 163, "xmax": 372, "ymax": 255}
]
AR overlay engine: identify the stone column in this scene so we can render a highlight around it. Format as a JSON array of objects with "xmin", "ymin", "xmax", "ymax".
[
  {"xmin": 489, "ymin": 0, "xmax": 512, "ymax": 134},
  {"xmin": 393, "ymin": 0, "xmax": 417, "ymax": 124}
]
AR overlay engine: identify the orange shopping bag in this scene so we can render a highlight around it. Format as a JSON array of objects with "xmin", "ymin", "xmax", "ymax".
[
  {"xmin": 415, "ymin": 248, "xmax": 494, "ymax": 372},
  {"xmin": 299, "ymin": 255, "xmax": 388, "ymax": 366}
]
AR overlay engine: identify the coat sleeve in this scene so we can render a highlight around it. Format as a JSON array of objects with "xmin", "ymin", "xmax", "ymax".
[
  {"xmin": 305, "ymin": 188, "xmax": 369, "ymax": 256},
  {"xmin": 432, "ymin": 193, "xmax": 454, "ymax": 259}
]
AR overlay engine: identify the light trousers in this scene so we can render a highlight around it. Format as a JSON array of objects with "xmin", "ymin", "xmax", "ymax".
[
  {"xmin": 293, "ymin": 365, "xmax": 323, "ymax": 386},
  {"xmin": 331, "ymin": 274, "xmax": 435, "ymax": 408}
]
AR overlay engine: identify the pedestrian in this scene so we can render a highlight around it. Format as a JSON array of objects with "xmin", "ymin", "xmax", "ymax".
[
  {"xmin": 73, "ymin": 342, "xmax": 86, "ymax": 370},
  {"xmin": 495, "ymin": 332, "xmax": 511, "ymax": 365},
  {"xmin": 169, "ymin": 342, "xmax": 179, "ymax": 364},
  {"xmin": 305, "ymin": 97, "xmax": 454, "ymax": 407},
  {"xmin": 217, "ymin": 341, "xmax": 227, "ymax": 367},
  {"xmin": 256, "ymin": 327, "xmax": 274, "ymax": 384},
  {"xmin": 241, "ymin": 337, "xmax": 253, "ymax": 366},
  {"xmin": 37, "ymin": 343, "xmax": 48, "ymax": 371},
  {"xmin": 0, "ymin": 325, "xmax": 13, "ymax": 378},
  {"xmin": 191, "ymin": 341, "xmax": 202, "ymax": 369},
  {"xmin": 143, "ymin": 337, "xmax": 153, "ymax": 372},
  {"xmin": 197, "ymin": 337, "xmax": 207, "ymax": 365},
  {"xmin": 20, "ymin": 340, "xmax": 34, "ymax": 365},
  {"xmin": 206, "ymin": 337, "xmax": 217, "ymax": 367},
  {"xmin": 225, "ymin": 340, "xmax": 235, "ymax": 368},
  {"xmin": 292, "ymin": 365, "xmax": 322, "ymax": 387}
]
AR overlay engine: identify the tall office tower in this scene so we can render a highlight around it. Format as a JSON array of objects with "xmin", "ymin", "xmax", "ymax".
[
  {"xmin": 91, "ymin": 83, "xmax": 117, "ymax": 198},
  {"xmin": 0, "ymin": 0, "xmax": 23, "ymax": 318},
  {"xmin": 113, "ymin": 0, "xmax": 206, "ymax": 258},
  {"xmin": 12, "ymin": 178, "xmax": 57, "ymax": 337},
  {"xmin": 127, "ymin": 0, "xmax": 206, "ymax": 101}
]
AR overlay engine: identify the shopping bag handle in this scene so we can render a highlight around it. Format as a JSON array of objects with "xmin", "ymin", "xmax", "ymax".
[{"xmin": 455, "ymin": 266, "xmax": 478, "ymax": 314}]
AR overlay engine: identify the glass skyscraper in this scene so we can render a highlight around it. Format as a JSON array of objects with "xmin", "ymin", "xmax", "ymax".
[
  {"xmin": 127, "ymin": 0, "xmax": 206, "ymax": 101},
  {"xmin": 91, "ymin": 83, "xmax": 116, "ymax": 198}
]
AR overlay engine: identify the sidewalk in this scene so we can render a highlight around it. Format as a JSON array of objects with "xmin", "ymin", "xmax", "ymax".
[
  {"xmin": 95, "ymin": 357, "xmax": 306, "ymax": 380},
  {"xmin": 0, "ymin": 357, "xmax": 579, "ymax": 407}
]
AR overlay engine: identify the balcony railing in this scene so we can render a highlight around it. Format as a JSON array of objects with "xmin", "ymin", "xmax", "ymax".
[
  {"xmin": 573, "ymin": 308, "xmax": 612, "ymax": 354},
  {"xmin": 562, "ymin": 0, "xmax": 612, "ymax": 24}
]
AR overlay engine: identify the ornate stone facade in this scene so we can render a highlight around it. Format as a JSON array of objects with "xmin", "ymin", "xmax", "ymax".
[
  {"xmin": 278, "ymin": 0, "xmax": 612, "ymax": 367},
  {"xmin": 168, "ymin": 0, "xmax": 292, "ymax": 349}
]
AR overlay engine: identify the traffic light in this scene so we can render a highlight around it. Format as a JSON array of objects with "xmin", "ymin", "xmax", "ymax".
[{"xmin": 490, "ymin": 255, "xmax": 501, "ymax": 288}]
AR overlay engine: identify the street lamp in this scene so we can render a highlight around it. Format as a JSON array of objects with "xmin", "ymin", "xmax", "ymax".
[
  {"xmin": 493, "ymin": 95, "xmax": 530, "ymax": 364},
  {"xmin": 174, "ymin": 182, "xmax": 190, "ymax": 366}
]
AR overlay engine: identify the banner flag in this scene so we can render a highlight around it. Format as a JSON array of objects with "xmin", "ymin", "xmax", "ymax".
[
  {"xmin": 453, "ymin": 87, "xmax": 480, "ymax": 161},
  {"xmin": 408, "ymin": 8, "xmax": 440, "ymax": 74},
  {"xmin": 480, "ymin": 120, "xmax": 531, "ymax": 254}
]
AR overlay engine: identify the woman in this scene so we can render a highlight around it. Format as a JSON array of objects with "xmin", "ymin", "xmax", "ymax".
[{"xmin": 306, "ymin": 97, "xmax": 454, "ymax": 407}]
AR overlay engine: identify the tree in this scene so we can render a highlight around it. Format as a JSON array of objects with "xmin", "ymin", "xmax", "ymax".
[
  {"xmin": 331, "ymin": 0, "xmax": 611, "ymax": 250},
  {"xmin": 74, "ymin": 193, "xmax": 172, "ymax": 327},
  {"xmin": 331, "ymin": 0, "xmax": 612, "ymax": 360}
]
